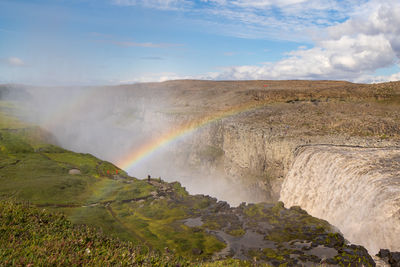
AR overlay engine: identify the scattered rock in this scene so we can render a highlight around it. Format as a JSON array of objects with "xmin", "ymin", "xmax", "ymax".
[{"xmin": 68, "ymin": 169, "xmax": 81, "ymax": 175}]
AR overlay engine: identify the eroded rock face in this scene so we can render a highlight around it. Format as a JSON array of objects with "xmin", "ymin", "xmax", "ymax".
[{"xmin": 165, "ymin": 111, "xmax": 399, "ymax": 204}]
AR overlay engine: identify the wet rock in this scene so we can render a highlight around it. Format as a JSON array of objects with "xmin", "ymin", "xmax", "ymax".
[
  {"xmin": 323, "ymin": 258, "xmax": 339, "ymax": 265},
  {"xmin": 306, "ymin": 245, "xmax": 338, "ymax": 259},
  {"xmin": 213, "ymin": 201, "xmax": 230, "ymax": 212},
  {"xmin": 377, "ymin": 249, "xmax": 397, "ymax": 266},
  {"xmin": 289, "ymin": 205, "xmax": 307, "ymax": 214},
  {"xmin": 337, "ymin": 245, "xmax": 376, "ymax": 267},
  {"xmin": 183, "ymin": 217, "xmax": 203, "ymax": 227},
  {"xmin": 378, "ymin": 249, "xmax": 392, "ymax": 259},
  {"xmin": 389, "ymin": 252, "xmax": 400, "ymax": 266}
]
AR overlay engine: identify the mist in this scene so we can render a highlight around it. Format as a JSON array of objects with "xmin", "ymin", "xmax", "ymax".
[{"xmin": 1, "ymin": 83, "xmax": 260, "ymax": 206}]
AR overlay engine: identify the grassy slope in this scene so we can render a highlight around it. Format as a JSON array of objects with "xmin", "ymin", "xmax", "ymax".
[
  {"xmin": 0, "ymin": 199, "xmax": 185, "ymax": 266},
  {"xmin": 0, "ymin": 199, "xmax": 251, "ymax": 266},
  {"xmin": 0, "ymin": 102, "xmax": 227, "ymax": 261}
]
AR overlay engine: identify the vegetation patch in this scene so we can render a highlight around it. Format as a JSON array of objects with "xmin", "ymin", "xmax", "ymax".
[{"xmin": 0, "ymin": 199, "xmax": 189, "ymax": 266}]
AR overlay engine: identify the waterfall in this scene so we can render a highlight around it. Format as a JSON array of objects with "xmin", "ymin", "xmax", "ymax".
[{"xmin": 280, "ymin": 145, "xmax": 400, "ymax": 254}]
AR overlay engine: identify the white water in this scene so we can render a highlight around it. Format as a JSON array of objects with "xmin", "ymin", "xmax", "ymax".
[{"xmin": 280, "ymin": 145, "xmax": 400, "ymax": 254}]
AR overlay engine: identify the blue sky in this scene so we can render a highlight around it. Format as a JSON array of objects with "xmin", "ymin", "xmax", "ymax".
[{"xmin": 0, "ymin": 0, "xmax": 399, "ymax": 85}]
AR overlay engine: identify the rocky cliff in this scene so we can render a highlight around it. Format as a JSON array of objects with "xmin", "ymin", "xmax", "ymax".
[{"xmin": 164, "ymin": 100, "xmax": 400, "ymax": 204}]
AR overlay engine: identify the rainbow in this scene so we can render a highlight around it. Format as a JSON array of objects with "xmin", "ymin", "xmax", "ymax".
[{"xmin": 117, "ymin": 101, "xmax": 266, "ymax": 172}]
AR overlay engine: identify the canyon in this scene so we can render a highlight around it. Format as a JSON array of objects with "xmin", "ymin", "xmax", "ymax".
[{"xmin": 2, "ymin": 79, "xmax": 400, "ymax": 257}]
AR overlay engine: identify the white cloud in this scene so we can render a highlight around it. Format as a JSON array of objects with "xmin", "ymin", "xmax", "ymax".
[
  {"xmin": 231, "ymin": 0, "xmax": 309, "ymax": 8},
  {"xmin": 119, "ymin": 72, "xmax": 192, "ymax": 84},
  {"xmin": 90, "ymin": 32, "xmax": 183, "ymax": 49},
  {"xmin": 112, "ymin": 0, "xmax": 190, "ymax": 10},
  {"xmin": 373, "ymin": 72, "xmax": 400, "ymax": 83},
  {"xmin": 211, "ymin": 0, "xmax": 400, "ymax": 82},
  {"xmin": 94, "ymin": 38, "xmax": 183, "ymax": 48},
  {"xmin": 1, "ymin": 57, "xmax": 25, "ymax": 67},
  {"xmin": 111, "ymin": 0, "xmax": 399, "ymax": 83},
  {"xmin": 113, "ymin": 0, "xmax": 363, "ymax": 41},
  {"xmin": 196, "ymin": 1, "xmax": 359, "ymax": 41},
  {"xmin": 110, "ymin": 40, "xmax": 182, "ymax": 48},
  {"xmin": 355, "ymin": 70, "xmax": 400, "ymax": 83}
]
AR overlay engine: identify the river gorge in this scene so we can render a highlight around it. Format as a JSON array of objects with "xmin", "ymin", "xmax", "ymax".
[{"xmin": 4, "ymin": 80, "xmax": 400, "ymax": 258}]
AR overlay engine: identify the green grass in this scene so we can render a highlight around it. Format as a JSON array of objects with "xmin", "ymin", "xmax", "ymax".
[
  {"xmin": 0, "ymin": 151, "xmax": 96, "ymax": 205},
  {"xmin": 242, "ymin": 202, "xmax": 332, "ymax": 243},
  {"xmin": 0, "ymin": 199, "xmax": 191, "ymax": 266},
  {"xmin": 0, "ymin": 130, "xmax": 34, "ymax": 153},
  {"xmin": 227, "ymin": 228, "xmax": 245, "ymax": 237},
  {"xmin": 112, "ymin": 193, "xmax": 226, "ymax": 258},
  {"xmin": 85, "ymin": 179, "xmax": 154, "ymax": 204},
  {"xmin": 58, "ymin": 205, "xmax": 138, "ymax": 242},
  {"xmin": 44, "ymin": 152, "xmax": 128, "ymax": 178},
  {"xmin": 0, "ymin": 110, "xmax": 29, "ymax": 129},
  {"xmin": 0, "ymin": 134, "xmax": 225, "ymax": 260},
  {"xmin": 0, "ymin": 199, "xmax": 257, "ymax": 266},
  {"xmin": 0, "ymin": 145, "xmax": 147, "ymax": 206}
]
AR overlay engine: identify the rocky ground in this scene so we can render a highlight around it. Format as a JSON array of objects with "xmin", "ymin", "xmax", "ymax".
[{"xmin": 121, "ymin": 176, "xmax": 377, "ymax": 266}]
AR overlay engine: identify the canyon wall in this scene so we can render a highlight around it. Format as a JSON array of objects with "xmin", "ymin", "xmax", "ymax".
[{"xmin": 171, "ymin": 111, "xmax": 400, "ymax": 204}]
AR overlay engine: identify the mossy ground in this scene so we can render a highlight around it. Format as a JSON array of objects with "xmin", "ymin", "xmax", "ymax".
[
  {"xmin": 242, "ymin": 202, "xmax": 331, "ymax": 243},
  {"xmin": 0, "ymin": 200, "xmax": 188, "ymax": 266}
]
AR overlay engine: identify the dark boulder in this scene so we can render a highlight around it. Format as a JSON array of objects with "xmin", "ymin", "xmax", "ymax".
[
  {"xmin": 378, "ymin": 249, "xmax": 391, "ymax": 260},
  {"xmin": 376, "ymin": 249, "xmax": 400, "ymax": 267},
  {"xmin": 389, "ymin": 252, "xmax": 400, "ymax": 267}
]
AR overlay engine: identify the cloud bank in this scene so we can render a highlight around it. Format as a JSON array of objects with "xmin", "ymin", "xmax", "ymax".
[
  {"xmin": 114, "ymin": 0, "xmax": 361, "ymax": 41},
  {"xmin": 208, "ymin": 0, "xmax": 400, "ymax": 82},
  {"xmin": 114, "ymin": 0, "xmax": 399, "ymax": 83}
]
